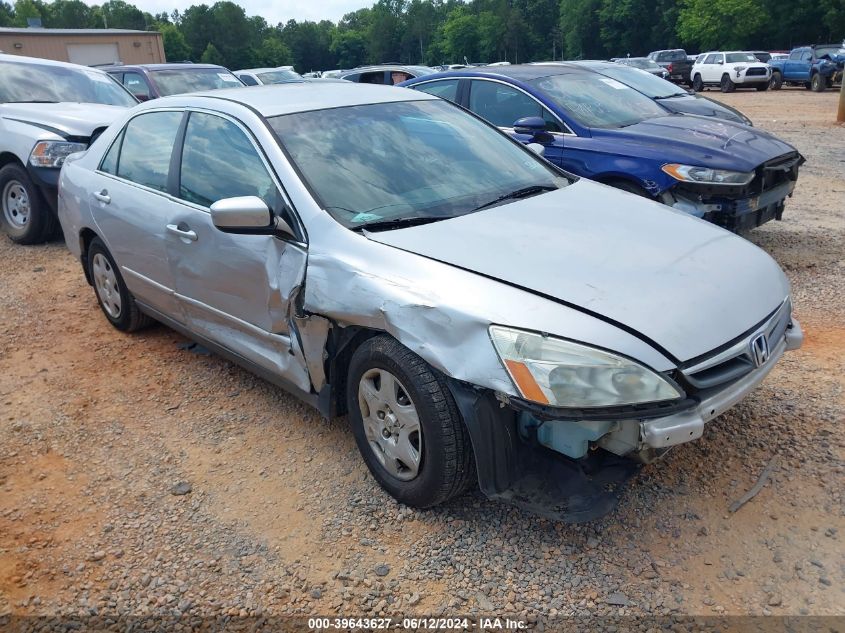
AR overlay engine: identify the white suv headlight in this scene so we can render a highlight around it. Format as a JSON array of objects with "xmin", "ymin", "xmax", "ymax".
[
  {"xmin": 662, "ymin": 163, "xmax": 754, "ymax": 186},
  {"xmin": 489, "ymin": 326, "xmax": 683, "ymax": 408},
  {"xmin": 29, "ymin": 141, "xmax": 87, "ymax": 168}
]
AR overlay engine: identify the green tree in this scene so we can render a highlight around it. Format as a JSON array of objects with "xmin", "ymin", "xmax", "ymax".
[
  {"xmin": 12, "ymin": 0, "xmax": 45, "ymax": 26},
  {"xmin": 0, "ymin": 0, "xmax": 15, "ymax": 25},
  {"xmin": 45, "ymin": 0, "xmax": 94, "ymax": 27},
  {"xmin": 441, "ymin": 6, "xmax": 478, "ymax": 62},
  {"xmin": 157, "ymin": 21, "xmax": 190, "ymax": 61},
  {"xmin": 254, "ymin": 33, "xmax": 291, "ymax": 67},
  {"xmin": 331, "ymin": 29, "xmax": 368, "ymax": 68},
  {"xmin": 200, "ymin": 41, "xmax": 224, "ymax": 64},
  {"xmin": 678, "ymin": 0, "xmax": 769, "ymax": 50},
  {"xmin": 560, "ymin": 0, "xmax": 603, "ymax": 58},
  {"xmin": 100, "ymin": 0, "xmax": 146, "ymax": 29}
]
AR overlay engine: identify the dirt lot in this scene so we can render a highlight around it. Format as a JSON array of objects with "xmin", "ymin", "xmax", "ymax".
[{"xmin": 1, "ymin": 88, "xmax": 843, "ymax": 625}]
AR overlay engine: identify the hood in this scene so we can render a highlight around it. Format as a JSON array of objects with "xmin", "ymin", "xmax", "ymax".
[
  {"xmin": 593, "ymin": 114, "xmax": 796, "ymax": 171},
  {"xmin": 660, "ymin": 95, "xmax": 750, "ymax": 125},
  {"xmin": 0, "ymin": 103, "xmax": 127, "ymax": 139},
  {"xmin": 368, "ymin": 179, "xmax": 788, "ymax": 363}
]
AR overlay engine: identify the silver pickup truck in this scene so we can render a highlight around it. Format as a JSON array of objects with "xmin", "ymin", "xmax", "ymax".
[{"xmin": 0, "ymin": 54, "xmax": 136, "ymax": 244}]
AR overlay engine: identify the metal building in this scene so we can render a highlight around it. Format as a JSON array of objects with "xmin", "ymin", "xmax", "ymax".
[{"xmin": 0, "ymin": 27, "xmax": 165, "ymax": 66}]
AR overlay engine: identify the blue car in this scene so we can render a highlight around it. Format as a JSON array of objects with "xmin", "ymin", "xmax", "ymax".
[{"xmin": 400, "ymin": 65, "xmax": 804, "ymax": 232}]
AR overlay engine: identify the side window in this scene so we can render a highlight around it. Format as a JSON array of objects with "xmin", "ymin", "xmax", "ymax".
[
  {"xmin": 541, "ymin": 109, "xmax": 564, "ymax": 133},
  {"xmin": 704, "ymin": 54, "xmax": 719, "ymax": 64},
  {"xmin": 468, "ymin": 80, "xmax": 543, "ymax": 128},
  {"xmin": 801, "ymin": 51, "xmax": 812, "ymax": 61},
  {"xmin": 359, "ymin": 71, "xmax": 386, "ymax": 84},
  {"xmin": 342, "ymin": 72, "xmax": 361, "ymax": 82},
  {"xmin": 116, "ymin": 111, "xmax": 183, "ymax": 191},
  {"xmin": 413, "ymin": 79, "xmax": 460, "ymax": 103},
  {"xmin": 98, "ymin": 129, "xmax": 123, "ymax": 175},
  {"xmin": 789, "ymin": 50, "xmax": 802, "ymax": 60},
  {"xmin": 238, "ymin": 73, "xmax": 259, "ymax": 86},
  {"xmin": 179, "ymin": 112, "xmax": 277, "ymax": 209},
  {"xmin": 122, "ymin": 72, "xmax": 151, "ymax": 100}
]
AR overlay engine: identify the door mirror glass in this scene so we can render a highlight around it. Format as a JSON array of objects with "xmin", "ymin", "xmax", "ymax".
[{"xmin": 210, "ymin": 196, "xmax": 275, "ymax": 234}]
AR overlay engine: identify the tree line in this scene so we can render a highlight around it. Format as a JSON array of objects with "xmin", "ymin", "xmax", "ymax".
[{"xmin": 1, "ymin": 0, "xmax": 843, "ymax": 72}]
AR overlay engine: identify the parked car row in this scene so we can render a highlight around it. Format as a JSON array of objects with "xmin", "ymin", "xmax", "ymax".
[{"xmin": 1, "ymin": 52, "xmax": 807, "ymax": 521}]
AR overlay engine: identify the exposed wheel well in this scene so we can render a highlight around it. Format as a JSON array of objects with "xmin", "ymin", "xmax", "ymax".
[
  {"xmin": 0, "ymin": 152, "xmax": 24, "ymax": 170},
  {"xmin": 595, "ymin": 176, "xmax": 653, "ymax": 198},
  {"xmin": 79, "ymin": 228, "xmax": 99, "ymax": 285},
  {"xmin": 324, "ymin": 326, "xmax": 384, "ymax": 417}
]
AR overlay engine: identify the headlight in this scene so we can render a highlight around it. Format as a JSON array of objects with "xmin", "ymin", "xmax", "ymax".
[
  {"xmin": 28, "ymin": 141, "xmax": 87, "ymax": 168},
  {"xmin": 489, "ymin": 326, "xmax": 683, "ymax": 408},
  {"xmin": 662, "ymin": 163, "xmax": 754, "ymax": 185},
  {"xmin": 733, "ymin": 66, "xmax": 746, "ymax": 72}
]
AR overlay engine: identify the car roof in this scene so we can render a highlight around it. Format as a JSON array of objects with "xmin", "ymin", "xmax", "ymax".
[
  {"xmin": 104, "ymin": 63, "xmax": 231, "ymax": 71},
  {"xmin": 0, "ymin": 53, "xmax": 111, "ymax": 74},
  {"xmin": 236, "ymin": 67, "xmax": 298, "ymax": 74},
  {"xmin": 346, "ymin": 65, "xmax": 432, "ymax": 73},
  {"xmin": 426, "ymin": 63, "xmax": 594, "ymax": 81},
  {"xmin": 154, "ymin": 82, "xmax": 436, "ymax": 118}
]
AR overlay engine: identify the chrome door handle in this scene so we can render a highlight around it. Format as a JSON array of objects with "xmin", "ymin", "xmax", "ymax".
[
  {"xmin": 166, "ymin": 224, "xmax": 198, "ymax": 241},
  {"xmin": 93, "ymin": 190, "xmax": 110, "ymax": 204}
]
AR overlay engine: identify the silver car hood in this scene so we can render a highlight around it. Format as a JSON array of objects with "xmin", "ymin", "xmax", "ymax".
[
  {"xmin": 0, "ymin": 103, "xmax": 127, "ymax": 138},
  {"xmin": 368, "ymin": 179, "xmax": 789, "ymax": 363}
]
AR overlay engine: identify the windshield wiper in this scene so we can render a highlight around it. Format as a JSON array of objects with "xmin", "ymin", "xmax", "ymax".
[
  {"xmin": 653, "ymin": 93, "xmax": 688, "ymax": 100},
  {"xmin": 473, "ymin": 185, "xmax": 558, "ymax": 211},
  {"xmin": 354, "ymin": 215, "xmax": 460, "ymax": 232},
  {"xmin": 6, "ymin": 100, "xmax": 59, "ymax": 103}
]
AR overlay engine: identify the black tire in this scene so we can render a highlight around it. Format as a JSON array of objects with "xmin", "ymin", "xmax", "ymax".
[
  {"xmin": 810, "ymin": 73, "xmax": 826, "ymax": 92},
  {"xmin": 346, "ymin": 335, "xmax": 475, "ymax": 508},
  {"xmin": 86, "ymin": 237, "xmax": 153, "ymax": 332},
  {"xmin": 804, "ymin": 81, "xmax": 812, "ymax": 90},
  {"xmin": 692, "ymin": 74, "xmax": 704, "ymax": 92},
  {"xmin": 0, "ymin": 163, "xmax": 56, "ymax": 245},
  {"xmin": 755, "ymin": 81, "xmax": 769, "ymax": 91},
  {"xmin": 771, "ymin": 71, "xmax": 783, "ymax": 90},
  {"xmin": 720, "ymin": 74, "xmax": 736, "ymax": 93}
]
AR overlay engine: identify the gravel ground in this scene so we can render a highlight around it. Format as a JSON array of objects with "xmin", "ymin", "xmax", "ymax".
[{"xmin": 1, "ymin": 88, "xmax": 843, "ymax": 627}]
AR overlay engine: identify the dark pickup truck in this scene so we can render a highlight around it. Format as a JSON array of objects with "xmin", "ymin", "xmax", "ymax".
[
  {"xmin": 769, "ymin": 44, "xmax": 845, "ymax": 92},
  {"xmin": 647, "ymin": 49, "xmax": 693, "ymax": 85}
]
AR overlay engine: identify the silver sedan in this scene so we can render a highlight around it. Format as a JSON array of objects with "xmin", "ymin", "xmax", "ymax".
[{"xmin": 58, "ymin": 82, "xmax": 803, "ymax": 521}]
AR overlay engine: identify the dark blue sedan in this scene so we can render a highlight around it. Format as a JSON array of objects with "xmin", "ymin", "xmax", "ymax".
[{"xmin": 400, "ymin": 65, "xmax": 804, "ymax": 232}]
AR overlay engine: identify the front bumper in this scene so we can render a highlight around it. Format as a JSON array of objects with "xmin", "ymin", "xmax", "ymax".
[
  {"xmin": 668, "ymin": 179, "xmax": 797, "ymax": 232},
  {"xmin": 26, "ymin": 165, "xmax": 60, "ymax": 213}
]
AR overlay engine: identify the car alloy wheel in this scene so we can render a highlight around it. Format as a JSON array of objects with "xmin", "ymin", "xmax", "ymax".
[
  {"xmin": 2, "ymin": 180, "xmax": 30, "ymax": 230},
  {"xmin": 92, "ymin": 252, "xmax": 123, "ymax": 319},
  {"xmin": 357, "ymin": 367, "xmax": 422, "ymax": 481}
]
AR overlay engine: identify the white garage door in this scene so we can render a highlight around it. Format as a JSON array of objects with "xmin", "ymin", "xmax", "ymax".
[{"xmin": 67, "ymin": 43, "xmax": 120, "ymax": 66}]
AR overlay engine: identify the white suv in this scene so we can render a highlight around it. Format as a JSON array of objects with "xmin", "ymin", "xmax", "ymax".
[
  {"xmin": 691, "ymin": 51, "xmax": 772, "ymax": 93},
  {"xmin": 0, "ymin": 55, "xmax": 136, "ymax": 244}
]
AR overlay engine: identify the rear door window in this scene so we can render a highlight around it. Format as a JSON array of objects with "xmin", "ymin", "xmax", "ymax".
[
  {"xmin": 116, "ymin": 111, "xmax": 183, "ymax": 192},
  {"xmin": 413, "ymin": 79, "xmax": 460, "ymax": 103}
]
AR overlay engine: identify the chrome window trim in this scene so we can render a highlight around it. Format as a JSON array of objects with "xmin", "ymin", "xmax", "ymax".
[{"xmin": 466, "ymin": 77, "xmax": 577, "ymax": 137}]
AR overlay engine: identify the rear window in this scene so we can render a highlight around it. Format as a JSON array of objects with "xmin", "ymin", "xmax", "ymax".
[
  {"xmin": 150, "ymin": 68, "xmax": 243, "ymax": 96},
  {"xmin": 664, "ymin": 50, "xmax": 687, "ymax": 61}
]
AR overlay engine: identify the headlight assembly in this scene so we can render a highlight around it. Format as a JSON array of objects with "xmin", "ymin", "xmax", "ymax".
[
  {"xmin": 662, "ymin": 163, "xmax": 754, "ymax": 186},
  {"xmin": 489, "ymin": 326, "xmax": 683, "ymax": 408},
  {"xmin": 29, "ymin": 141, "xmax": 87, "ymax": 168}
]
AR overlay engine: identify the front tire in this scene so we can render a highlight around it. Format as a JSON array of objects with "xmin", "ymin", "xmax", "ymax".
[
  {"xmin": 720, "ymin": 74, "xmax": 736, "ymax": 93},
  {"xmin": 771, "ymin": 71, "xmax": 783, "ymax": 90},
  {"xmin": 0, "ymin": 163, "xmax": 55, "ymax": 245},
  {"xmin": 347, "ymin": 335, "xmax": 474, "ymax": 508},
  {"xmin": 692, "ymin": 74, "xmax": 704, "ymax": 92},
  {"xmin": 87, "ymin": 237, "xmax": 152, "ymax": 332},
  {"xmin": 810, "ymin": 73, "xmax": 826, "ymax": 92},
  {"xmin": 756, "ymin": 81, "xmax": 770, "ymax": 91}
]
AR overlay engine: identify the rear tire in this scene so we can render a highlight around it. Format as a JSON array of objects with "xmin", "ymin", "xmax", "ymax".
[
  {"xmin": 771, "ymin": 71, "xmax": 783, "ymax": 90},
  {"xmin": 0, "ymin": 163, "xmax": 56, "ymax": 245},
  {"xmin": 692, "ymin": 74, "xmax": 704, "ymax": 92},
  {"xmin": 720, "ymin": 74, "xmax": 736, "ymax": 93},
  {"xmin": 87, "ymin": 237, "xmax": 153, "ymax": 332},
  {"xmin": 346, "ymin": 335, "xmax": 475, "ymax": 508}
]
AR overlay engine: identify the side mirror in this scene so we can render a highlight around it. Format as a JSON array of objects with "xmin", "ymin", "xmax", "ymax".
[
  {"xmin": 526, "ymin": 142, "xmax": 545, "ymax": 156},
  {"xmin": 211, "ymin": 196, "xmax": 294, "ymax": 237},
  {"xmin": 717, "ymin": 60, "xmax": 724, "ymax": 65},
  {"xmin": 513, "ymin": 116, "xmax": 547, "ymax": 135}
]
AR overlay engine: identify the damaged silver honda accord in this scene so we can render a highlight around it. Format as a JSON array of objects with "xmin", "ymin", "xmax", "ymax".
[{"xmin": 58, "ymin": 82, "xmax": 803, "ymax": 521}]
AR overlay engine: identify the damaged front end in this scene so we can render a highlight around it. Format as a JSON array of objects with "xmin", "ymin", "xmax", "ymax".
[{"xmin": 662, "ymin": 152, "xmax": 805, "ymax": 232}]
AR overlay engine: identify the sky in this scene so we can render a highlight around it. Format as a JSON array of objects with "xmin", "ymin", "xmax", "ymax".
[{"xmin": 100, "ymin": 0, "xmax": 366, "ymax": 24}]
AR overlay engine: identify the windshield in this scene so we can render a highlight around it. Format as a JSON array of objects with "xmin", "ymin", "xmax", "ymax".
[
  {"xmin": 815, "ymin": 46, "xmax": 841, "ymax": 57},
  {"xmin": 529, "ymin": 73, "xmax": 668, "ymax": 128},
  {"xmin": 269, "ymin": 100, "xmax": 567, "ymax": 229},
  {"xmin": 0, "ymin": 61, "xmax": 137, "ymax": 106},
  {"xmin": 726, "ymin": 53, "xmax": 758, "ymax": 63},
  {"xmin": 599, "ymin": 65, "xmax": 685, "ymax": 98},
  {"xmin": 257, "ymin": 69, "xmax": 303, "ymax": 84},
  {"xmin": 151, "ymin": 68, "xmax": 243, "ymax": 96}
]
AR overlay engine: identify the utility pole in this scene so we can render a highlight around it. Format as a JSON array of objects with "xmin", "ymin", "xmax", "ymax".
[{"xmin": 838, "ymin": 74, "xmax": 845, "ymax": 123}]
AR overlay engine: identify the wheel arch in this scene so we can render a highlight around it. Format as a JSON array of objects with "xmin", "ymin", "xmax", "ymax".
[
  {"xmin": 0, "ymin": 152, "xmax": 25, "ymax": 170},
  {"xmin": 78, "ymin": 227, "xmax": 100, "ymax": 285},
  {"xmin": 593, "ymin": 173, "xmax": 659, "ymax": 197}
]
